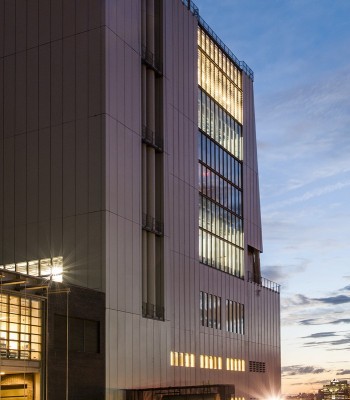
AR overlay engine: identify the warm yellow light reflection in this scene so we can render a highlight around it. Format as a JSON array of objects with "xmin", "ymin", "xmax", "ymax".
[
  {"xmin": 226, "ymin": 357, "xmax": 246, "ymax": 371},
  {"xmin": 200, "ymin": 354, "xmax": 222, "ymax": 370},
  {"xmin": 198, "ymin": 28, "xmax": 243, "ymax": 124},
  {"xmin": 0, "ymin": 294, "xmax": 42, "ymax": 361},
  {"xmin": 0, "ymin": 256, "xmax": 63, "ymax": 281},
  {"xmin": 170, "ymin": 351, "xmax": 195, "ymax": 367}
]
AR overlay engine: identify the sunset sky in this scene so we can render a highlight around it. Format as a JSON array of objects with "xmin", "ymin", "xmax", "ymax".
[{"xmin": 195, "ymin": 0, "xmax": 350, "ymax": 395}]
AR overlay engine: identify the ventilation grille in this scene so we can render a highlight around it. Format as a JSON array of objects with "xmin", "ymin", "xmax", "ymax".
[{"xmin": 249, "ymin": 361, "xmax": 266, "ymax": 373}]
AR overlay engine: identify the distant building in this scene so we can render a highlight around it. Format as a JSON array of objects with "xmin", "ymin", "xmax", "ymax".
[
  {"xmin": 285, "ymin": 393, "xmax": 316, "ymax": 400},
  {"xmin": 319, "ymin": 379, "xmax": 350, "ymax": 400}
]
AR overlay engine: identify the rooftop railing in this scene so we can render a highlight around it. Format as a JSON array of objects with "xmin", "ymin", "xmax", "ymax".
[
  {"xmin": 181, "ymin": 0, "xmax": 199, "ymax": 16},
  {"xmin": 247, "ymin": 271, "xmax": 280, "ymax": 293},
  {"xmin": 181, "ymin": 0, "xmax": 254, "ymax": 81}
]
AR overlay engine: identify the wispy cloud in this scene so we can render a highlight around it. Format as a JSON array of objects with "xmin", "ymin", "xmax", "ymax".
[
  {"xmin": 332, "ymin": 319, "xmax": 350, "ymax": 325},
  {"xmin": 300, "ymin": 318, "xmax": 350, "ymax": 326},
  {"xmin": 290, "ymin": 380, "xmax": 330, "ymax": 387},
  {"xmin": 282, "ymin": 294, "xmax": 312, "ymax": 309},
  {"xmin": 258, "ymin": 66, "xmax": 350, "ymax": 216},
  {"xmin": 337, "ymin": 369, "xmax": 350, "ymax": 376},
  {"xmin": 261, "ymin": 265, "xmax": 289, "ymax": 283},
  {"xmin": 282, "ymin": 365, "xmax": 328, "ymax": 376},
  {"xmin": 303, "ymin": 337, "xmax": 350, "ymax": 348},
  {"xmin": 314, "ymin": 295, "xmax": 350, "ymax": 305},
  {"xmin": 282, "ymin": 288, "xmax": 350, "ymax": 328},
  {"xmin": 302, "ymin": 332, "xmax": 337, "ymax": 339},
  {"xmin": 264, "ymin": 180, "xmax": 350, "ymax": 211}
]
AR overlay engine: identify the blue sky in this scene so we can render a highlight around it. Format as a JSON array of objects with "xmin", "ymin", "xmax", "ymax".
[{"xmin": 195, "ymin": 0, "xmax": 350, "ymax": 395}]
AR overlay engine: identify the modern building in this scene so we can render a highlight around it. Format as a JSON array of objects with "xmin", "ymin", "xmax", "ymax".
[
  {"xmin": 318, "ymin": 380, "xmax": 350, "ymax": 400},
  {"xmin": 0, "ymin": 0, "xmax": 281, "ymax": 399}
]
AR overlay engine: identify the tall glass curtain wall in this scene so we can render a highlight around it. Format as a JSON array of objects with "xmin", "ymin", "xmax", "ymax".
[{"xmin": 198, "ymin": 28, "xmax": 244, "ymax": 278}]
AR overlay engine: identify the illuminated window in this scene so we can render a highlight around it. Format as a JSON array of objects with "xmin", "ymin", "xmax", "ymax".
[
  {"xmin": 198, "ymin": 28, "xmax": 243, "ymax": 124},
  {"xmin": 198, "ymin": 92, "xmax": 243, "ymax": 161},
  {"xmin": 0, "ymin": 294, "xmax": 42, "ymax": 361},
  {"xmin": 226, "ymin": 357, "xmax": 246, "ymax": 372},
  {"xmin": 197, "ymin": 29, "xmax": 244, "ymax": 281},
  {"xmin": 0, "ymin": 257, "xmax": 63, "ymax": 282},
  {"xmin": 179, "ymin": 352, "xmax": 184, "ymax": 366},
  {"xmin": 200, "ymin": 354, "xmax": 222, "ymax": 370},
  {"xmin": 198, "ymin": 94, "xmax": 244, "ymax": 278},
  {"xmin": 170, "ymin": 351, "xmax": 195, "ymax": 367}
]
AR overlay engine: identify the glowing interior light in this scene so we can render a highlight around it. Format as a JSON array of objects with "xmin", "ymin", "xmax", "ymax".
[
  {"xmin": 51, "ymin": 264, "xmax": 63, "ymax": 282},
  {"xmin": 184, "ymin": 353, "xmax": 190, "ymax": 367},
  {"xmin": 1, "ymin": 256, "xmax": 63, "ymax": 281},
  {"xmin": 170, "ymin": 351, "xmax": 195, "ymax": 367},
  {"xmin": 190, "ymin": 354, "xmax": 195, "ymax": 367},
  {"xmin": 218, "ymin": 357, "xmax": 222, "ymax": 370}
]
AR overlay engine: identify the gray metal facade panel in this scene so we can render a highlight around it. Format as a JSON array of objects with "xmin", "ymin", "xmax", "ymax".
[
  {"xmin": 62, "ymin": 36, "xmax": 76, "ymax": 122},
  {"xmin": 0, "ymin": 0, "xmax": 105, "ymax": 289},
  {"xmin": 16, "ymin": 0, "xmax": 27, "ymax": 52},
  {"xmin": 38, "ymin": 0, "xmax": 50, "ymax": 45},
  {"xmin": 89, "ymin": 28, "xmax": 104, "ymax": 117},
  {"xmin": 0, "ymin": 1, "xmax": 4, "ymax": 58},
  {"xmin": 27, "ymin": 0, "xmax": 39, "ymax": 49},
  {"xmin": 4, "ymin": 55, "xmax": 15, "ymax": 138},
  {"xmin": 76, "ymin": 118, "xmax": 89, "ymax": 214},
  {"xmin": 243, "ymin": 73, "xmax": 263, "ymax": 252},
  {"xmin": 15, "ymin": 52, "xmax": 26, "ymax": 134},
  {"xmin": 26, "ymin": 48, "xmax": 39, "ymax": 131},
  {"xmin": 3, "ymin": 0, "xmax": 15, "ymax": 56},
  {"xmin": 76, "ymin": 33, "xmax": 89, "ymax": 119},
  {"xmin": 62, "ymin": 0, "xmax": 76, "ymax": 37}
]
